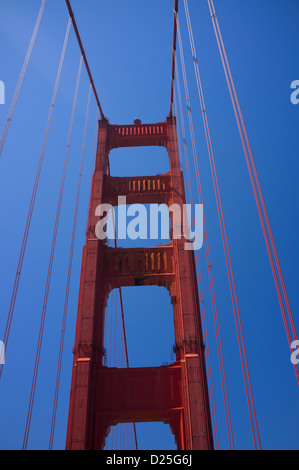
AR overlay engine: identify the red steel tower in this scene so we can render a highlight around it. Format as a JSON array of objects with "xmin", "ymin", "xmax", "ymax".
[{"xmin": 65, "ymin": 115, "xmax": 214, "ymax": 450}]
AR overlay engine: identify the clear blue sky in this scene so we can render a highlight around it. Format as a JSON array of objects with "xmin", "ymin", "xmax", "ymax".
[{"xmin": 0, "ymin": 0, "xmax": 298, "ymax": 450}]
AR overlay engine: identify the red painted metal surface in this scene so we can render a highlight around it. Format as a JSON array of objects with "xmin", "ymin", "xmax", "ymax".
[
  {"xmin": 65, "ymin": 117, "xmax": 214, "ymax": 450},
  {"xmin": 93, "ymin": 363, "xmax": 184, "ymax": 450},
  {"xmin": 107, "ymin": 122, "xmax": 168, "ymax": 149},
  {"xmin": 102, "ymin": 173, "xmax": 172, "ymax": 206}
]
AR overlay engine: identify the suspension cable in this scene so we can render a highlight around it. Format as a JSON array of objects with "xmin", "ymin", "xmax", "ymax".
[
  {"xmin": 65, "ymin": 0, "xmax": 106, "ymax": 121},
  {"xmin": 0, "ymin": 17, "xmax": 71, "ymax": 383},
  {"xmin": 23, "ymin": 66, "xmax": 90, "ymax": 454},
  {"xmin": 108, "ymin": 164, "xmax": 138, "ymax": 450},
  {"xmin": 174, "ymin": 90, "xmax": 220, "ymax": 450},
  {"xmin": 184, "ymin": 0, "xmax": 261, "ymax": 448},
  {"xmin": 207, "ymin": 0, "xmax": 298, "ymax": 386},
  {"xmin": 182, "ymin": 0, "xmax": 262, "ymax": 449},
  {"xmin": 48, "ymin": 55, "xmax": 84, "ymax": 450},
  {"xmin": 0, "ymin": 0, "xmax": 47, "ymax": 158},
  {"xmin": 169, "ymin": 0, "xmax": 179, "ymax": 117},
  {"xmin": 176, "ymin": 17, "xmax": 234, "ymax": 450},
  {"xmin": 174, "ymin": 72, "xmax": 219, "ymax": 449}
]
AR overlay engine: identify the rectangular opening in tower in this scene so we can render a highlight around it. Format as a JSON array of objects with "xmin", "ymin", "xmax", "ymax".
[
  {"xmin": 104, "ymin": 421, "xmax": 177, "ymax": 451},
  {"xmin": 103, "ymin": 286, "xmax": 175, "ymax": 368}
]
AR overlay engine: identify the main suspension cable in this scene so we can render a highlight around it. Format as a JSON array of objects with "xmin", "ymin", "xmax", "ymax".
[{"xmin": 65, "ymin": 0, "xmax": 106, "ymax": 121}]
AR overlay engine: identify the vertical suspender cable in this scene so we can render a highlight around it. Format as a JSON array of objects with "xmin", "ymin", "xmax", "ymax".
[
  {"xmin": 170, "ymin": 0, "xmax": 179, "ymax": 117},
  {"xmin": 0, "ymin": 0, "xmax": 47, "ymax": 157},
  {"xmin": 183, "ymin": 0, "xmax": 261, "ymax": 449},
  {"xmin": 176, "ymin": 18, "xmax": 234, "ymax": 450},
  {"xmin": 174, "ymin": 90, "xmax": 220, "ymax": 450},
  {"xmin": 108, "ymin": 170, "xmax": 139, "ymax": 451},
  {"xmin": 66, "ymin": 0, "xmax": 136, "ymax": 448},
  {"xmin": 113, "ymin": 289, "xmax": 118, "ymax": 368},
  {"xmin": 176, "ymin": 47, "xmax": 230, "ymax": 449},
  {"xmin": 24, "ymin": 82, "xmax": 91, "ymax": 451},
  {"xmin": 48, "ymin": 55, "xmax": 84, "ymax": 450},
  {"xmin": 206, "ymin": 0, "xmax": 298, "ymax": 386},
  {"xmin": 0, "ymin": 17, "xmax": 71, "ymax": 383},
  {"xmin": 22, "ymin": 18, "xmax": 72, "ymax": 450},
  {"xmin": 174, "ymin": 74, "xmax": 219, "ymax": 449},
  {"xmin": 169, "ymin": 6, "xmax": 197, "ymax": 448},
  {"xmin": 109, "ymin": 291, "xmax": 114, "ymax": 368},
  {"xmin": 183, "ymin": 0, "xmax": 260, "ymax": 449}
]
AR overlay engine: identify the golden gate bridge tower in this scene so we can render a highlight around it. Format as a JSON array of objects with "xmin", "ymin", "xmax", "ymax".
[
  {"xmin": 63, "ymin": 0, "xmax": 216, "ymax": 450},
  {"xmin": 65, "ymin": 115, "xmax": 214, "ymax": 450},
  {"xmin": 63, "ymin": 0, "xmax": 216, "ymax": 451}
]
